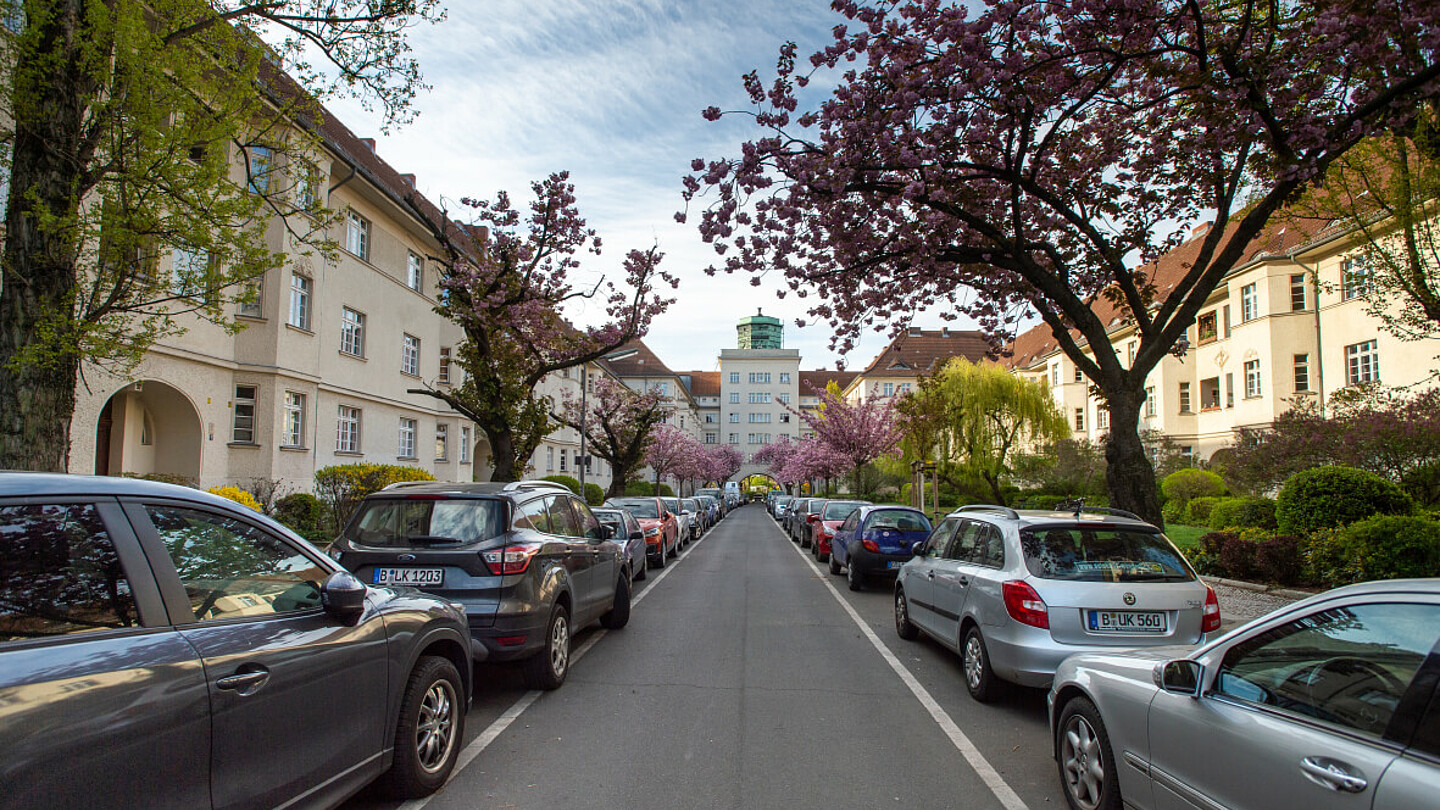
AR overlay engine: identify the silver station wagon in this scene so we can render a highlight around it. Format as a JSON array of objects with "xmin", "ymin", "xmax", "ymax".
[{"xmin": 894, "ymin": 504, "xmax": 1219, "ymax": 701}]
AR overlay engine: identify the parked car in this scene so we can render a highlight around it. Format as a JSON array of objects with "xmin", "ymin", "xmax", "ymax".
[
  {"xmin": 332, "ymin": 480, "xmax": 631, "ymax": 691},
  {"xmin": 0, "ymin": 472, "xmax": 472, "ymax": 809},
  {"xmin": 827, "ymin": 504, "xmax": 927, "ymax": 585},
  {"xmin": 894, "ymin": 504, "xmax": 1219, "ymax": 702},
  {"xmin": 593, "ymin": 507, "xmax": 648, "ymax": 583},
  {"xmin": 606, "ymin": 497, "xmax": 680, "ymax": 567},
  {"xmin": 682, "ymin": 498, "xmax": 707, "ymax": 538},
  {"xmin": 793, "ymin": 498, "xmax": 826, "ymax": 547},
  {"xmin": 810, "ymin": 499, "xmax": 870, "ymax": 563},
  {"xmin": 696, "ymin": 488, "xmax": 726, "ymax": 517},
  {"xmin": 661, "ymin": 497, "xmax": 693, "ymax": 549},
  {"xmin": 696, "ymin": 494, "xmax": 721, "ymax": 526},
  {"xmin": 771, "ymin": 494, "xmax": 793, "ymax": 520},
  {"xmin": 1048, "ymin": 578, "xmax": 1440, "ymax": 810},
  {"xmin": 784, "ymin": 498, "xmax": 812, "ymax": 541}
]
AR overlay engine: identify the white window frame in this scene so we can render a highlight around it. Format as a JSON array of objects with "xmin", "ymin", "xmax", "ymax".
[
  {"xmin": 1074, "ymin": 408, "xmax": 1085, "ymax": 432},
  {"xmin": 336, "ymin": 405, "xmax": 361, "ymax": 453},
  {"xmin": 1144, "ymin": 386, "xmax": 1156, "ymax": 418},
  {"xmin": 779, "ymin": 372, "xmax": 791, "ymax": 384},
  {"xmin": 1244, "ymin": 359, "xmax": 1262, "ymax": 399},
  {"xmin": 1178, "ymin": 382, "xmax": 1192, "ymax": 414},
  {"xmin": 1241, "ymin": 282, "xmax": 1258, "ymax": 322},
  {"xmin": 340, "ymin": 307, "xmax": 365, "ymax": 357},
  {"xmin": 407, "ymin": 251, "xmax": 423, "ymax": 291},
  {"xmin": 402, "ymin": 334, "xmax": 420, "ymax": 376},
  {"xmin": 729, "ymin": 372, "xmax": 739, "ymax": 384},
  {"xmin": 345, "ymin": 210, "xmax": 370, "ymax": 261},
  {"xmin": 247, "ymin": 145, "xmax": 273, "ymax": 194},
  {"xmin": 398, "ymin": 417, "xmax": 417, "ymax": 459},
  {"xmin": 1345, "ymin": 340, "xmax": 1379, "ymax": 386},
  {"xmin": 435, "ymin": 424, "xmax": 448, "ymax": 461},
  {"xmin": 1294, "ymin": 353, "xmax": 1310, "ymax": 392},
  {"xmin": 438, "ymin": 347, "xmax": 451, "ymax": 384},
  {"xmin": 282, "ymin": 391, "xmax": 305, "ymax": 448},
  {"xmin": 232, "ymin": 385, "xmax": 257, "ymax": 444},
  {"xmin": 288, "ymin": 273, "xmax": 311, "ymax": 330},
  {"xmin": 1342, "ymin": 256, "xmax": 1373, "ymax": 301},
  {"xmin": 170, "ymin": 245, "xmax": 210, "ymax": 299},
  {"xmin": 460, "ymin": 426, "xmax": 471, "ymax": 463},
  {"xmin": 1290, "ymin": 274, "xmax": 1307, "ymax": 311}
]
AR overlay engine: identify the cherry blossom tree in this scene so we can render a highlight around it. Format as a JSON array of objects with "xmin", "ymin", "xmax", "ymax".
[
  {"xmin": 753, "ymin": 435, "xmax": 800, "ymax": 489},
  {"xmin": 554, "ymin": 376, "xmax": 672, "ymax": 498},
  {"xmin": 706, "ymin": 444, "xmax": 745, "ymax": 486},
  {"xmin": 409, "ymin": 173, "xmax": 678, "ymax": 480},
  {"xmin": 645, "ymin": 423, "xmax": 705, "ymax": 495},
  {"xmin": 779, "ymin": 436, "xmax": 852, "ymax": 495},
  {"xmin": 789, "ymin": 386, "xmax": 902, "ymax": 497},
  {"xmin": 683, "ymin": 0, "xmax": 1440, "ymax": 523}
]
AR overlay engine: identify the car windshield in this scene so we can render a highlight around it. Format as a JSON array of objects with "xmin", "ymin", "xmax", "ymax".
[
  {"xmin": 615, "ymin": 500, "xmax": 659, "ymax": 519},
  {"xmin": 345, "ymin": 498, "xmax": 503, "ymax": 547},
  {"xmin": 663, "ymin": 498, "xmax": 682, "ymax": 513},
  {"xmin": 865, "ymin": 509, "xmax": 931, "ymax": 532},
  {"xmin": 823, "ymin": 501, "xmax": 864, "ymax": 521},
  {"xmin": 683, "ymin": 499, "xmax": 699, "ymax": 511},
  {"xmin": 1019, "ymin": 527, "xmax": 1194, "ymax": 582}
]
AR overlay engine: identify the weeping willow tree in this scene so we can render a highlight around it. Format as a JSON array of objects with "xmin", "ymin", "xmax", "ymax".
[{"xmin": 896, "ymin": 358, "xmax": 1069, "ymax": 505}]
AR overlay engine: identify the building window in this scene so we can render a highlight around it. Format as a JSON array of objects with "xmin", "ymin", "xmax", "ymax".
[
  {"xmin": 559, "ymin": 449, "xmax": 567, "ymax": 472},
  {"xmin": 407, "ymin": 251, "xmax": 423, "ymax": 291},
  {"xmin": 748, "ymin": 372, "xmax": 772, "ymax": 384},
  {"xmin": 1074, "ymin": 365, "xmax": 1083, "ymax": 383},
  {"xmin": 656, "ymin": 381, "xmax": 669, "ymax": 396},
  {"xmin": 170, "ymin": 245, "xmax": 211, "ymax": 299},
  {"xmin": 282, "ymin": 392, "xmax": 305, "ymax": 447},
  {"xmin": 345, "ymin": 210, "xmax": 370, "ymax": 261},
  {"xmin": 288, "ymin": 273, "xmax": 311, "ymax": 330},
  {"xmin": 883, "ymin": 382, "xmax": 894, "ymax": 396},
  {"xmin": 247, "ymin": 146, "xmax": 273, "ymax": 194},
  {"xmin": 748, "ymin": 392, "xmax": 772, "ymax": 404},
  {"xmin": 1222, "ymin": 305, "xmax": 1232, "ymax": 337},
  {"xmin": 1294, "ymin": 354, "xmax": 1310, "ymax": 392},
  {"xmin": 336, "ymin": 405, "xmax": 361, "ymax": 453},
  {"xmin": 1097, "ymin": 408, "xmax": 1108, "ymax": 430},
  {"xmin": 1197, "ymin": 311, "xmax": 1218, "ymax": 344},
  {"xmin": 1290, "ymin": 274, "xmax": 1307, "ymax": 311},
  {"xmin": 398, "ymin": 418, "xmax": 417, "ymax": 459},
  {"xmin": 438, "ymin": 347, "xmax": 451, "ymax": 383},
  {"xmin": 1225, "ymin": 373, "xmax": 1234, "ymax": 408},
  {"xmin": 1126, "ymin": 342, "xmax": 1136, "ymax": 367},
  {"xmin": 748, "ymin": 413, "xmax": 771, "ymax": 423},
  {"xmin": 460, "ymin": 426, "xmax": 471, "ymax": 463},
  {"xmin": 1345, "ymin": 340, "xmax": 1379, "ymax": 386},
  {"xmin": 729, "ymin": 413, "xmax": 740, "ymax": 423},
  {"xmin": 1199, "ymin": 377, "xmax": 1221, "ymax": 410},
  {"xmin": 232, "ymin": 385, "xmax": 257, "ymax": 443},
  {"xmin": 547, "ymin": 446, "xmax": 554, "ymax": 471},
  {"xmin": 1241, "ymin": 282, "xmax": 1258, "ymax": 322},
  {"xmin": 705, "ymin": 413, "xmax": 715, "ymax": 423},
  {"xmin": 705, "ymin": 433, "xmax": 717, "ymax": 444},
  {"xmin": 729, "ymin": 372, "xmax": 739, "ymax": 384},
  {"xmin": 237, "ymin": 274, "xmax": 263, "ymax": 318},
  {"xmin": 435, "ymin": 424, "xmax": 448, "ymax": 461},
  {"xmin": 778, "ymin": 393, "xmax": 791, "ymax": 404},
  {"xmin": 1050, "ymin": 364, "xmax": 1059, "ymax": 387},
  {"xmin": 1244, "ymin": 359, "xmax": 1262, "ymax": 399},
  {"xmin": 1074, "ymin": 408, "xmax": 1085, "ymax": 432},
  {"xmin": 1342, "ymin": 256, "xmax": 1373, "ymax": 300},
  {"xmin": 779, "ymin": 372, "xmax": 791, "ymax": 384},
  {"xmin": 294, "ymin": 164, "xmax": 319, "ymax": 210},
  {"xmin": 340, "ymin": 307, "xmax": 365, "ymax": 357},
  {"xmin": 1144, "ymin": 386, "xmax": 1156, "ymax": 418},
  {"xmin": 1178, "ymin": 382, "xmax": 1192, "ymax": 414},
  {"xmin": 728, "ymin": 433, "xmax": 739, "ymax": 444},
  {"xmin": 729, "ymin": 392, "xmax": 740, "ymax": 404},
  {"xmin": 780, "ymin": 413, "xmax": 790, "ymax": 423},
  {"xmin": 402, "ymin": 334, "xmax": 420, "ymax": 376}
]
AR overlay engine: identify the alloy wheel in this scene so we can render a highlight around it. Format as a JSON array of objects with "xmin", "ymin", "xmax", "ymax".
[
  {"xmin": 550, "ymin": 615, "xmax": 570, "ymax": 679},
  {"xmin": 1061, "ymin": 714, "xmax": 1106, "ymax": 810},
  {"xmin": 414, "ymin": 678, "xmax": 458, "ymax": 774},
  {"xmin": 964, "ymin": 634, "xmax": 984, "ymax": 690}
]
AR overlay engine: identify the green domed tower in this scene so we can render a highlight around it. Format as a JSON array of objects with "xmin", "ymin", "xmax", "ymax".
[{"xmin": 737, "ymin": 309, "xmax": 783, "ymax": 349}]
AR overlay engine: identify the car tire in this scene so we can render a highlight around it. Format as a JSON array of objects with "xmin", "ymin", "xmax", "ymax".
[
  {"xmin": 650, "ymin": 547, "xmax": 666, "ymax": 569},
  {"xmin": 847, "ymin": 561, "xmax": 865, "ymax": 591},
  {"xmin": 962, "ymin": 625, "xmax": 998, "ymax": 702},
  {"xmin": 894, "ymin": 589, "xmax": 920, "ymax": 641},
  {"xmin": 521, "ymin": 605, "xmax": 570, "ymax": 690},
  {"xmin": 828, "ymin": 554, "xmax": 842, "ymax": 576},
  {"xmin": 634, "ymin": 559, "xmax": 648, "ymax": 581},
  {"xmin": 378, "ymin": 655, "xmax": 464, "ymax": 798},
  {"xmin": 600, "ymin": 577, "xmax": 631, "ymax": 629},
  {"xmin": 816, "ymin": 544, "xmax": 828, "ymax": 563},
  {"xmin": 1057, "ymin": 697, "xmax": 1122, "ymax": 810}
]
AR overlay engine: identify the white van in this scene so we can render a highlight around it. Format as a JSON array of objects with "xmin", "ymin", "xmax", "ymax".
[{"xmin": 723, "ymin": 481, "xmax": 740, "ymax": 503}]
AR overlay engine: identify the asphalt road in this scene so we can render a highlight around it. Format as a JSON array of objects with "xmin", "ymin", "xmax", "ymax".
[{"xmin": 344, "ymin": 503, "xmax": 1063, "ymax": 810}]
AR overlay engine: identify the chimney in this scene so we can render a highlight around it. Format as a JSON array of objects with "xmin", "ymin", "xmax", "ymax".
[
  {"xmin": 401, "ymin": 173, "xmax": 416, "ymax": 187},
  {"xmin": 908, "ymin": 326, "xmax": 922, "ymax": 337},
  {"xmin": 360, "ymin": 138, "xmax": 376, "ymax": 153},
  {"xmin": 941, "ymin": 327, "xmax": 949, "ymax": 337}
]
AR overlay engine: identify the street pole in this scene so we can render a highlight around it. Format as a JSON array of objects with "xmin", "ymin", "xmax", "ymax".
[{"xmin": 579, "ymin": 363, "xmax": 588, "ymax": 496}]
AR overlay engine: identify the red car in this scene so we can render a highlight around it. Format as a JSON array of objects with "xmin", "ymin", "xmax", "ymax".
[
  {"xmin": 605, "ymin": 497, "xmax": 680, "ymax": 569},
  {"xmin": 811, "ymin": 500, "xmax": 868, "ymax": 562}
]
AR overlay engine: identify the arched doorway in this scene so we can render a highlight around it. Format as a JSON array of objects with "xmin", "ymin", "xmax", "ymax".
[
  {"xmin": 742, "ymin": 473, "xmax": 780, "ymax": 499},
  {"xmin": 94, "ymin": 381, "xmax": 202, "ymax": 483}
]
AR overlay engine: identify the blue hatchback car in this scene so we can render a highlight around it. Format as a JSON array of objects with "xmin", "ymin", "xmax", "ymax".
[{"xmin": 828, "ymin": 505, "xmax": 933, "ymax": 591}]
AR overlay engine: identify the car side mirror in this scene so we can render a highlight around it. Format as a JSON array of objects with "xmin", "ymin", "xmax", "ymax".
[
  {"xmin": 1155, "ymin": 659, "xmax": 1204, "ymax": 698},
  {"xmin": 630, "ymin": 530, "xmax": 644, "ymax": 541},
  {"xmin": 322, "ymin": 570, "xmax": 367, "ymax": 625},
  {"xmin": 594, "ymin": 524, "xmax": 614, "ymax": 541},
  {"xmin": 911, "ymin": 541, "xmax": 926, "ymax": 557}
]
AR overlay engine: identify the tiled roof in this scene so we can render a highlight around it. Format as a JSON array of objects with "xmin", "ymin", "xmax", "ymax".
[
  {"xmin": 799, "ymin": 369, "xmax": 860, "ymax": 394},
  {"xmin": 683, "ymin": 371, "xmax": 721, "ymax": 397},
  {"xmin": 1001, "ymin": 215, "xmax": 1333, "ymax": 370},
  {"xmin": 603, "ymin": 339, "xmax": 677, "ymax": 379},
  {"xmin": 857, "ymin": 329, "xmax": 991, "ymax": 377}
]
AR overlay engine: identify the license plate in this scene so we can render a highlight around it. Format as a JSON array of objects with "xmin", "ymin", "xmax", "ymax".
[
  {"xmin": 1088, "ymin": 610, "xmax": 1166, "ymax": 634},
  {"xmin": 373, "ymin": 568, "xmax": 444, "ymax": 586},
  {"xmin": 887, "ymin": 560, "xmax": 905, "ymax": 570}
]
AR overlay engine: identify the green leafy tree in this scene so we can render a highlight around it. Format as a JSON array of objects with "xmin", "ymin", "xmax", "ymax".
[
  {"xmin": 897, "ymin": 359, "xmax": 1069, "ymax": 506},
  {"xmin": 0, "ymin": 0, "xmax": 444, "ymax": 472}
]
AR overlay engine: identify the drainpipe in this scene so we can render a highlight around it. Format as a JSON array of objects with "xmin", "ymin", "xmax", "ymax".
[
  {"xmin": 1289, "ymin": 249, "xmax": 1326, "ymax": 414},
  {"xmin": 328, "ymin": 163, "xmax": 358, "ymax": 196}
]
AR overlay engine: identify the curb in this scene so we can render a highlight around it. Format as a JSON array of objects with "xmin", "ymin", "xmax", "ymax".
[{"xmin": 1202, "ymin": 575, "xmax": 1314, "ymax": 601}]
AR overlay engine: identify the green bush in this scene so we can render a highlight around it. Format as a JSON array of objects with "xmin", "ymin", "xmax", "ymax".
[
  {"xmin": 1022, "ymin": 495, "xmax": 1068, "ymax": 510},
  {"xmin": 314, "ymin": 463, "xmax": 436, "ymax": 531},
  {"xmin": 119, "ymin": 471, "xmax": 197, "ymax": 488},
  {"xmin": 541, "ymin": 475, "xmax": 581, "ymax": 494},
  {"xmin": 1183, "ymin": 496, "xmax": 1223, "ymax": 526},
  {"xmin": 1275, "ymin": 466, "xmax": 1414, "ymax": 535},
  {"xmin": 1335, "ymin": 515, "xmax": 1440, "ymax": 583},
  {"xmin": 1401, "ymin": 460, "xmax": 1440, "ymax": 507},
  {"xmin": 624, "ymin": 481, "xmax": 654, "ymax": 496},
  {"xmin": 1161, "ymin": 469, "xmax": 1226, "ymax": 505},
  {"xmin": 1198, "ymin": 530, "xmax": 1238, "ymax": 556},
  {"xmin": 274, "ymin": 493, "xmax": 329, "ymax": 544},
  {"xmin": 1208, "ymin": 497, "xmax": 1277, "ymax": 531},
  {"xmin": 658, "ymin": 483, "xmax": 675, "ymax": 497},
  {"xmin": 584, "ymin": 482, "xmax": 604, "ymax": 505},
  {"xmin": 1253, "ymin": 535, "xmax": 1304, "ymax": 586}
]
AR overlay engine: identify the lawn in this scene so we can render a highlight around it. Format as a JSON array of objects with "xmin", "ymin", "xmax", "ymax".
[{"xmin": 1163, "ymin": 523, "xmax": 1207, "ymax": 549}]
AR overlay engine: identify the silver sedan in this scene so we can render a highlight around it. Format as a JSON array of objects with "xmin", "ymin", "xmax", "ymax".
[{"xmin": 1047, "ymin": 578, "xmax": 1440, "ymax": 810}]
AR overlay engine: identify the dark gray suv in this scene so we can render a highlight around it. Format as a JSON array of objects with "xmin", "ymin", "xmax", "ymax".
[
  {"xmin": 329, "ymin": 480, "xmax": 631, "ymax": 690},
  {"xmin": 0, "ymin": 473, "xmax": 472, "ymax": 809}
]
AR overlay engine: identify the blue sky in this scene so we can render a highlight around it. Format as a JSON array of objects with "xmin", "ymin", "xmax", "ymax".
[{"xmin": 323, "ymin": 0, "xmax": 962, "ymax": 373}]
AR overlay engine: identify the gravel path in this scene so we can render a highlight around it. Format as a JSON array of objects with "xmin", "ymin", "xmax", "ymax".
[{"xmin": 1209, "ymin": 579, "xmax": 1309, "ymax": 632}]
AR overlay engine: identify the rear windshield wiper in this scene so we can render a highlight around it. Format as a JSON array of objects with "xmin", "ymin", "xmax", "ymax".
[{"xmin": 405, "ymin": 534, "xmax": 463, "ymax": 546}]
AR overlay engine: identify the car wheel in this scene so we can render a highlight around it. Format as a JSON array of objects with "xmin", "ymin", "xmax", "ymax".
[
  {"xmin": 600, "ymin": 576, "xmax": 631, "ymax": 629},
  {"xmin": 378, "ymin": 655, "xmax": 464, "ymax": 798},
  {"xmin": 828, "ymin": 554, "xmax": 842, "ymax": 576},
  {"xmin": 634, "ymin": 558, "xmax": 648, "ymax": 581},
  {"xmin": 521, "ymin": 605, "xmax": 570, "ymax": 690},
  {"xmin": 650, "ymin": 547, "xmax": 666, "ymax": 569},
  {"xmin": 895, "ymin": 589, "xmax": 920, "ymax": 640},
  {"xmin": 1058, "ymin": 697, "xmax": 1121, "ymax": 810},
  {"xmin": 847, "ymin": 560, "xmax": 865, "ymax": 591},
  {"xmin": 816, "ymin": 544, "xmax": 829, "ymax": 563},
  {"xmin": 962, "ymin": 625, "xmax": 998, "ymax": 702}
]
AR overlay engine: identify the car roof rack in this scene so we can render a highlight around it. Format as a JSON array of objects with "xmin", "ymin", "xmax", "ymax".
[
  {"xmin": 503, "ymin": 480, "xmax": 574, "ymax": 493},
  {"xmin": 956, "ymin": 504, "xmax": 1020, "ymax": 520},
  {"xmin": 381, "ymin": 480, "xmax": 437, "ymax": 491},
  {"xmin": 1054, "ymin": 498, "xmax": 1143, "ymax": 521}
]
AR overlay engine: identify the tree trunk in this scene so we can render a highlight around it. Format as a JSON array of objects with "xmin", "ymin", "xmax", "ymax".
[
  {"xmin": 1102, "ymin": 390, "xmax": 1163, "ymax": 526},
  {"xmin": 0, "ymin": 2, "xmax": 92, "ymax": 472},
  {"xmin": 486, "ymin": 429, "xmax": 521, "ymax": 482}
]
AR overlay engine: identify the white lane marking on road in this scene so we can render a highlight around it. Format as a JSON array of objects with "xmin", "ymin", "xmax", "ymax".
[
  {"xmin": 782, "ymin": 525, "xmax": 1030, "ymax": 810},
  {"xmin": 399, "ymin": 523, "xmax": 715, "ymax": 809}
]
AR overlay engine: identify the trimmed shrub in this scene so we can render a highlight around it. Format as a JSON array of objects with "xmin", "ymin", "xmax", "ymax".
[
  {"xmin": 657, "ymin": 483, "xmax": 675, "ymax": 497},
  {"xmin": 1253, "ymin": 535, "xmax": 1304, "ymax": 586},
  {"xmin": 1216, "ymin": 536, "xmax": 1257, "ymax": 581},
  {"xmin": 1161, "ymin": 499, "xmax": 1187, "ymax": 524},
  {"xmin": 275, "ymin": 493, "xmax": 327, "ymax": 543},
  {"xmin": 1022, "ymin": 494, "xmax": 1069, "ymax": 510},
  {"xmin": 119, "ymin": 471, "xmax": 197, "ymax": 488},
  {"xmin": 1198, "ymin": 531, "xmax": 1238, "ymax": 556},
  {"xmin": 1401, "ymin": 460, "xmax": 1440, "ymax": 508},
  {"xmin": 1161, "ymin": 469, "xmax": 1227, "ymax": 505},
  {"xmin": 208, "ymin": 486, "xmax": 261, "ymax": 511},
  {"xmin": 1275, "ymin": 466, "xmax": 1414, "ymax": 535},
  {"xmin": 1184, "ymin": 496, "xmax": 1223, "ymax": 526},
  {"xmin": 584, "ymin": 482, "xmax": 604, "ymax": 506},
  {"xmin": 314, "ymin": 463, "xmax": 436, "ymax": 531},
  {"xmin": 541, "ymin": 475, "xmax": 581, "ymax": 494},
  {"xmin": 1208, "ymin": 497, "xmax": 1277, "ymax": 531},
  {"xmin": 1338, "ymin": 515, "xmax": 1440, "ymax": 582}
]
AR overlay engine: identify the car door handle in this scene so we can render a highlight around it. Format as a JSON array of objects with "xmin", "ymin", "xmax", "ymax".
[
  {"xmin": 958, "ymin": 576, "xmax": 969, "ymax": 586},
  {"xmin": 925, "ymin": 571, "xmax": 935, "ymax": 579},
  {"xmin": 1299, "ymin": 757, "xmax": 1368, "ymax": 793},
  {"xmin": 216, "ymin": 665, "xmax": 270, "ymax": 696}
]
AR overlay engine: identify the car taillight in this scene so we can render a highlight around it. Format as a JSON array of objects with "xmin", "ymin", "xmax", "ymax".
[
  {"xmin": 861, "ymin": 539, "xmax": 880, "ymax": 553},
  {"xmin": 1002, "ymin": 581, "xmax": 1049, "ymax": 629},
  {"xmin": 1202, "ymin": 585, "xmax": 1222, "ymax": 633},
  {"xmin": 808, "ymin": 514, "xmax": 820, "ymax": 522},
  {"xmin": 481, "ymin": 544, "xmax": 541, "ymax": 575}
]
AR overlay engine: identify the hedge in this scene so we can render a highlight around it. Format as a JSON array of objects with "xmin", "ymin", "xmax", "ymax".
[
  {"xmin": 1184, "ymin": 496, "xmax": 1223, "ymax": 526},
  {"xmin": 275, "ymin": 492, "xmax": 329, "ymax": 544},
  {"xmin": 1161, "ymin": 469, "xmax": 1226, "ymax": 504},
  {"xmin": 541, "ymin": 475, "xmax": 581, "ymax": 494},
  {"xmin": 584, "ymin": 482, "xmax": 604, "ymax": 505},
  {"xmin": 1275, "ymin": 466, "xmax": 1413, "ymax": 535},
  {"xmin": 1305, "ymin": 515, "xmax": 1440, "ymax": 588},
  {"xmin": 208, "ymin": 486, "xmax": 261, "ymax": 511},
  {"xmin": 314, "ymin": 463, "xmax": 436, "ymax": 531},
  {"xmin": 1207, "ymin": 497, "xmax": 1277, "ymax": 531}
]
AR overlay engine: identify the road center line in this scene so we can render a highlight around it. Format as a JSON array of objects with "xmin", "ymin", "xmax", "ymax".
[
  {"xmin": 781, "ymin": 522, "xmax": 1030, "ymax": 810},
  {"xmin": 401, "ymin": 523, "xmax": 714, "ymax": 809}
]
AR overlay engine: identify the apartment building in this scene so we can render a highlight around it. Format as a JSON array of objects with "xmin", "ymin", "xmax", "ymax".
[{"xmin": 841, "ymin": 327, "xmax": 991, "ymax": 403}]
